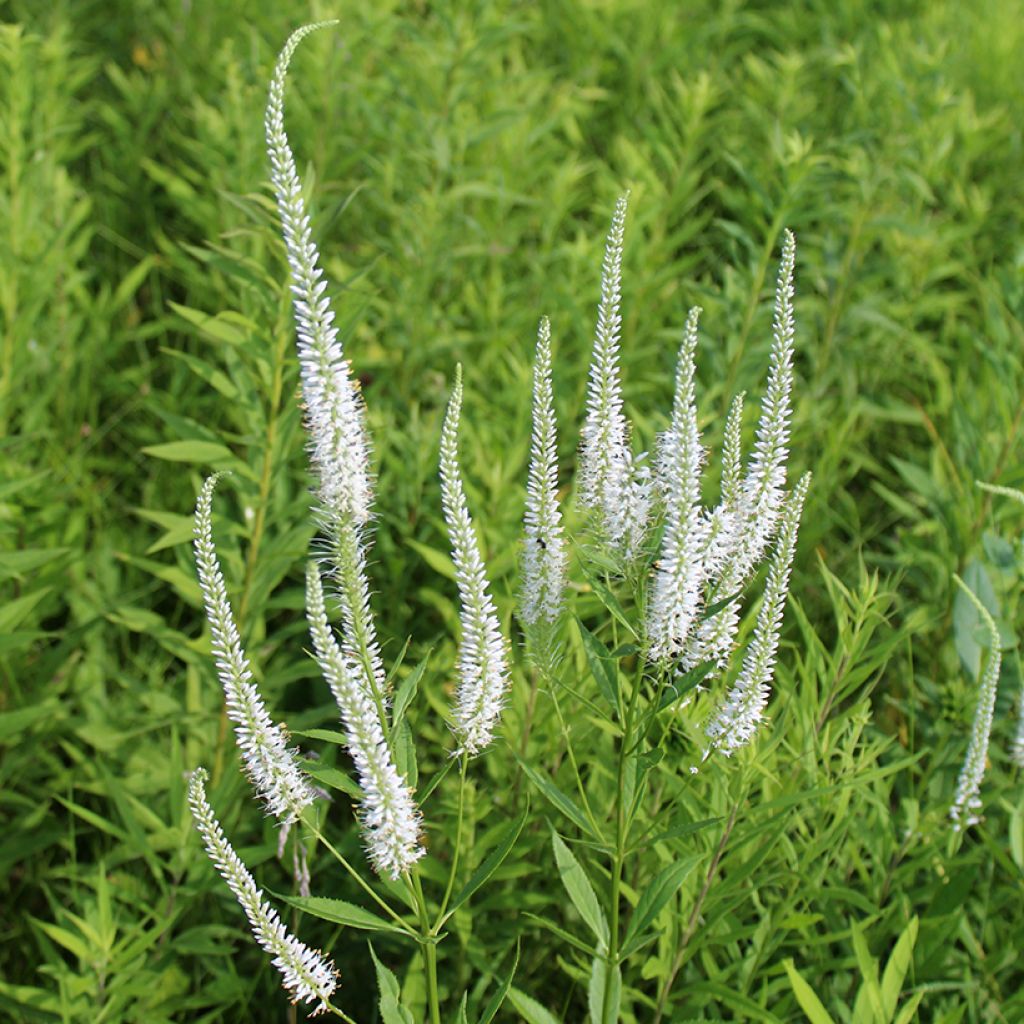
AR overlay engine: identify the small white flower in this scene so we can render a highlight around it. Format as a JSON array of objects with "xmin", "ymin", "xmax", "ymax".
[
  {"xmin": 194, "ymin": 475, "xmax": 315, "ymax": 824},
  {"xmin": 950, "ymin": 575, "xmax": 1002, "ymax": 830},
  {"xmin": 521, "ymin": 317, "xmax": 566, "ymax": 630},
  {"xmin": 704, "ymin": 473, "xmax": 810, "ymax": 756},
  {"xmin": 440, "ymin": 368, "xmax": 510, "ymax": 755},
  {"xmin": 306, "ymin": 563, "xmax": 424, "ymax": 878},
  {"xmin": 188, "ymin": 769, "xmax": 338, "ymax": 1013},
  {"xmin": 648, "ymin": 307, "xmax": 709, "ymax": 661}
]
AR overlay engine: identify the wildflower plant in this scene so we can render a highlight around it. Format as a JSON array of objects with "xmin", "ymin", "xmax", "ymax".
[{"xmin": 186, "ymin": 22, "xmax": 809, "ymax": 1022}]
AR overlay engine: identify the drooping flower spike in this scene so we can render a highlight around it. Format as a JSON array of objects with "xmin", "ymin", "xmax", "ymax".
[
  {"xmin": 306, "ymin": 562, "xmax": 424, "ymax": 878},
  {"xmin": 949, "ymin": 574, "xmax": 1002, "ymax": 830},
  {"xmin": 440, "ymin": 367, "xmax": 511, "ymax": 755},
  {"xmin": 188, "ymin": 769, "xmax": 338, "ymax": 1014},
  {"xmin": 194, "ymin": 475, "xmax": 315, "ymax": 824},
  {"xmin": 704, "ymin": 472, "xmax": 810, "ymax": 757},
  {"xmin": 579, "ymin": 192, "xmax": 651, "ymax": 560},
  {"xmin": 521, "ymin": 316, "xmax": 567, "ymax": 635}
]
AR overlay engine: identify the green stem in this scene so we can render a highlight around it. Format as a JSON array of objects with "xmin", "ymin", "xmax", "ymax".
[
  {"xmin": 435, "ymin": 754, "xmax": 469, "ymax": 927},
  {"xmin": 410, "ymin": 873, "xmax": 442, "ymax": 1024}
]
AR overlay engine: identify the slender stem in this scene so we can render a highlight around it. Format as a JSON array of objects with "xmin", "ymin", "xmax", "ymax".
[
  {"xmin": 435, "ymin": 754, "xmax": 469, "ymax": 927},
  {"xmin": 306, "ymin": 822, "xmax": 416, "ymax": 936},
  {"xmin": 550, "ymin": 683, "xmax": 605, "ymax": 841},
  {"xmin": 410, "ymin": 873, "xmax": 442, "ymax": 1024}
]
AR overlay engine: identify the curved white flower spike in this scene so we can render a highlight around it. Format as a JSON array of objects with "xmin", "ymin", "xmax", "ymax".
[
  {"xmin": 579, "ymin": 193, "xmax": 651, "ymax": 559},
  {"xmin": 194, "ymin": 476, "xmax": 315, "ymax": 824},
  {"xmin": 188, "ymin": 769, "xmax": 338, "ymax": 1013},
  {"xmin": 306, "ymin": 563, "xmax": 424, "ymax": 878},
  {"xmin": 647, "ymin": 307, "xmax": 709, "ymax": 661},
  {"xmin": 266, "ymin": 21, "xmax": 372, "ymax": 529},
  {"xmin": 440, "ymin": 367, "xmax": 511, "ymax": 755},
  {"xmin": 521, "ymin": 316, "xmax": 567, "ymax": 632},
  {"xmin": 949, "ymin": 575, "xmax": 1002, "ymax": 830},
  {"xmin": 704, "ymin": 472, "xmax": 810, "ymax": 756}
]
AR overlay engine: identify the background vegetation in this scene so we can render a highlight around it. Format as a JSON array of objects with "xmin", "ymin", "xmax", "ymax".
[{"xmin": 1, "ymin": 0, "xmax": 1022, "ymax": 1020}]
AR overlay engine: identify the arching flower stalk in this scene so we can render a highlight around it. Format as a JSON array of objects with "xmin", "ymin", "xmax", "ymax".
[
  {"xmin": 306, "ymin": 563, "xmax": 424, "ymax": 878},
  {"xmin": 194, "ymin": 475, "xmax": 315, "ymax": 824},
  {"xmin": 683, "ymin": 231, "xmax": 797, "ymax": 672},
  {"xmin": 704, "ymin": 472, "xmax": 810, "ymax": 757},
  {"xmin": 578, "ymin": 192, "xmax": 651, "ymax": 561},
  {"xmin": 188, "ymin": 769, "xmax": 339, "ymax": 1014},
  {"xmin": 647, "ymin": 307, "xmax": 709, "ymax": 661},
  {"xmin": 521, "ymin": 317, "xmax": 567, "ymax": 664},
  {"xmin": 441, "ymin": 367, "xmax": 511, "ymax": 755},
  {"xmin": 949, "ymin": 575, "xmax": 1002, "ymax": 830}
]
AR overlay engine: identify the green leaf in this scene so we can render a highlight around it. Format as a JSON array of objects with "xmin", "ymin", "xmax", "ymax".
[
  {"xmin": 784, "ymin": 959, "xmax": 836, "ymax": 1024},
  {"xmin": 656, "ymin": 661, "xmax": 715, "ymax": 712},
  {"xmin": 273, "ymin": 894, "xmax": 407, "ymax": 935},
  {"xmin": 515, "ymin": 753, "xmax": 596, "ymax": 838},
  {"xmin": 393, "ymin": 717, "xmax": 418, "ymax": 788},
  {"xmin": 169, "ymin": 301, "xmax": 248, "ymax": 346},
  {"xmin": 851, "ymin": 919, "xmax": 883, "ymax": 1023},
  {"xmin": 880, "ymin": 917, "xmax": 918, "ymax": 1021},
  {"xmin": 444, "ymin": 804, "xmax": 528, "ymax": 922},
  {"xmin": 578, "ymin": 563, "xmax": 637, "ymax": 638},
  {"xmin": 551, "ymin": 830, "xmax": 609, "ymax": 949},
  {"xmin": 588, "ymin": 956, "xmax": 621, "ymax": 1024},
  {"xmin": 300, "ymin": 760, "xmax": 361, "ymax": 799},
  {"xmin": 576, "ymin": 618, "xmax": 620, "ymax": 714},
  {"xmin": 392, "ymin": 652, "xmax": 430, "ymax": 729},
  {"xmin": 369, "ymin": 943, "xmax": 415, "ymax": 1024},
  {"xmin": 478, "ymin": 942, "xmax": 519, "ymax": 1024},
  {"xmin": 141, "ymin": 440, "xmax": 235, "ymax": 464},
  {"xmin": 406, "ymin": 539, "xmax": 456, "ymax": 581},
  {"xmin": 621, "ymin": 855, "xmax": 700, "ymax": 956},
  {"xmin": 507, "ymin": 987, "xmax": 561, "ymax": 1024}
]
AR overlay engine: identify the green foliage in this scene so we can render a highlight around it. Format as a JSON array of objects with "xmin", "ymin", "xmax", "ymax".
[{"xmin": 2, "ymin": 0, "xmax": 1023, "ymax": 1021}]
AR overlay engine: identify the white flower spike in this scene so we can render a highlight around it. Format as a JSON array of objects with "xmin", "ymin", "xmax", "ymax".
[
  {"xmin": 306, "ymin": 563, "xmax": 424, "ymax": 878},
  {"xmin": 949, "ymin": 574, "xmax": 1002, "ymax": 830},
  {"xmin": 579, "ymin": 192, "xmax": 651, "ymax": 559},
  {"xmin": 521, "ymin": 316, "xmax": 566, "ymax": 632},
  {"xmin": 188, "ymin": 769, "xmax": 338, "ymax": 1013},
  {"xmin": 704, "ymin": 472, "xmax": 810, "ymax": 756},
  {"xmin": 440, "ymin": 367, "xmax": 511, "ymax": 755},
  {"xmin": 647, "ymin": 307, "xmax": 709, "ymax": 661},
  {"xmin": 194, "ymin": 475, "xmax": 315, "ymax": 824}
]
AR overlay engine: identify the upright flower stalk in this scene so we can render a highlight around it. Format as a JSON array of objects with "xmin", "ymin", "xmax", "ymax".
[
  {"xmin": 704, "ymin": 472, "xmax": 811, "ymax": 756},
  {"xmin": 306, "ymin": 563, "xmax": 424, "ymax": 878},
  {"xmin": 194, "ymin": 475, "xmax": 315, "ymax": 824},
  {"xmin": 949, "ymin": 575, "xmax": 1002, "ymax": 830},
  {"xmin": 647, "ymin": 307, "xmax": 708, "ymax": 661},
  {"xmin": 440, "ymin": 367, "xmax": 511, "ymax": 755},
  {"xmin": 579, "ymin": 192, "xmax": 651, "ymax": 560},
  {"xmin": 188, "ymin": 770, "xmax": 339, "ymax": 1014},
  {"xmin": 521, "ymin": 317, "xmax": 567, "ymax": 649}
]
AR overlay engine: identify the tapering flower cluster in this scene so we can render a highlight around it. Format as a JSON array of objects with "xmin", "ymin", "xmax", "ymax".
[
  {"xmin": 306, "ymin": 563, "xmax": 424, "ymax": 877},
  {"xmin": 579, "ymin": 193, "xmax": 651, "ymax": 560},
  {"xmin": 194, "ymin": 475, "xmax": 315, "ymax": 824},
  {"xmin": 521, "ymin": 317, "xmax": 566, "ymax": 633},
  {"xmin": 704, "ymin": 474, "xmax": 810, "ymax": 755},
  {"xmin": 188, "ymin": 770, "xmax": 338, "ymax": 1013},
  {"xmin": 441, "ymin": 368, "xmax": 511, "ymax": 755},
  {"xmin": 949, "ymin": 576, "xmax": 1002, "ymax": 830}
]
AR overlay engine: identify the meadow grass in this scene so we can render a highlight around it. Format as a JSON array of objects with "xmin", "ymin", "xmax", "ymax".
[{"xmin": 1, "ymin": 0, "xmax": 1023, "ymax": 1021}]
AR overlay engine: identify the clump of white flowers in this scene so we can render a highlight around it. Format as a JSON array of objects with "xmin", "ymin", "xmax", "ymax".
[{"xmin": 187, "ymin": 22, "xmax": 810, "ymax": 1015}]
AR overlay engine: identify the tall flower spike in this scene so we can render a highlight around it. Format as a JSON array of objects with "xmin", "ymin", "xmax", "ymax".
[
  {"xmin": 266, "ymin": 22, "xmax": 373, "ymax": 529},
  {"xmin": 704, "ymin": 472, "xmax": 810, "ymax": 756},
  {"xmin": 949, "ymin": 575, "xmax": 1002, "ymax": 830},
  {"xmin": 194, "ymin": 475, "xmax": 315, "ymax": 823},
  {"xmin": 647, "ymin": 307, "xmax": 709, "ymax": 661},
  {"xmin": 267, "ymin": 24, "xmax": 387, "ymax": 705},
  {"xmin": 683, "ymin": 232, "xmax": 797, "ymax": 670},
  {"xmin": 305, "ymin": 564, "xmax": 424, "ymax": 878},
  {"xmin": 521, "ymin": 317, "xmax": 567, "ymax": 632},
  {"xmin": 440, "ymin": 367, "xmax": 510, "ymax": 755},
  {"xmin": 188, "ymin": 769, "xmax": 338, "ymax": 1013},
  {"xmin": 579, "ymin": 193, "xmax": 651, "ymax": 558},
  {"xmin": 720, "ymin": 390, "xmax": 746, "ymax": 513}
]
